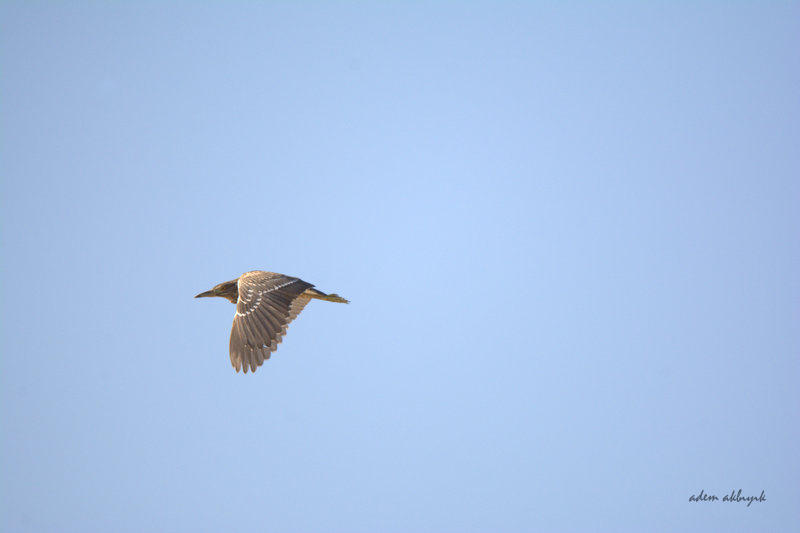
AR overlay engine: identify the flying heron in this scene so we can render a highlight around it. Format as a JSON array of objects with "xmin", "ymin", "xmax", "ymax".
[{"xmin": 196, "ymin": 270, "xmax": 348, "ymax": 373}]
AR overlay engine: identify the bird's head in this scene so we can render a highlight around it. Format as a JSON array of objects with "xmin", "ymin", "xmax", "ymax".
[{"xmin": 195, "ymin": 279, "xmax": 239, "ymax": 303}]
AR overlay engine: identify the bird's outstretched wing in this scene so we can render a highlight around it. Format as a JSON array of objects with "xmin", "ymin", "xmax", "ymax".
[{"xmin": 229, "ymin": 271, "xmax": 313, "ymax": 373}]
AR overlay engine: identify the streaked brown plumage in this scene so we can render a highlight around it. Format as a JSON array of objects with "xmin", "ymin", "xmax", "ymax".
[{"xmin": 195, "ymin": 271, "xmax": 348, "ymax": 373}]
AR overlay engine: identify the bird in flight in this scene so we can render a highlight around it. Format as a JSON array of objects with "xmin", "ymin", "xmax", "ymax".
[{"xmin": 195, "ymin": 270, "xmax": 348, "ymax": 373}]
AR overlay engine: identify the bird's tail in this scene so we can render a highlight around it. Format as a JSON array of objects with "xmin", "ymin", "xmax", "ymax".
[{"xmin": 305, "ymin": 288, "xmax": 350, "ymax": 304}]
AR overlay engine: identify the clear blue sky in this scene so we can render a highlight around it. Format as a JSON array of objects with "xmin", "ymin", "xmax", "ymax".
[{"xmin": 1, "ymin": 2, "xmax": 798, "ymax": 532}]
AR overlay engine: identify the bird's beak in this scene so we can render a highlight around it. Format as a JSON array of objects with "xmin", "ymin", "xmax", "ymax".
[{"xmin": 195, "ymin": 289, "xmax": 216, "ymax": 298}]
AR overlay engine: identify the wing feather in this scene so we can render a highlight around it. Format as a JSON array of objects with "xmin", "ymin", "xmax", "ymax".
[{"xmin": 228, "ymin": 271, "xmax": 314, "ymax": 373}]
